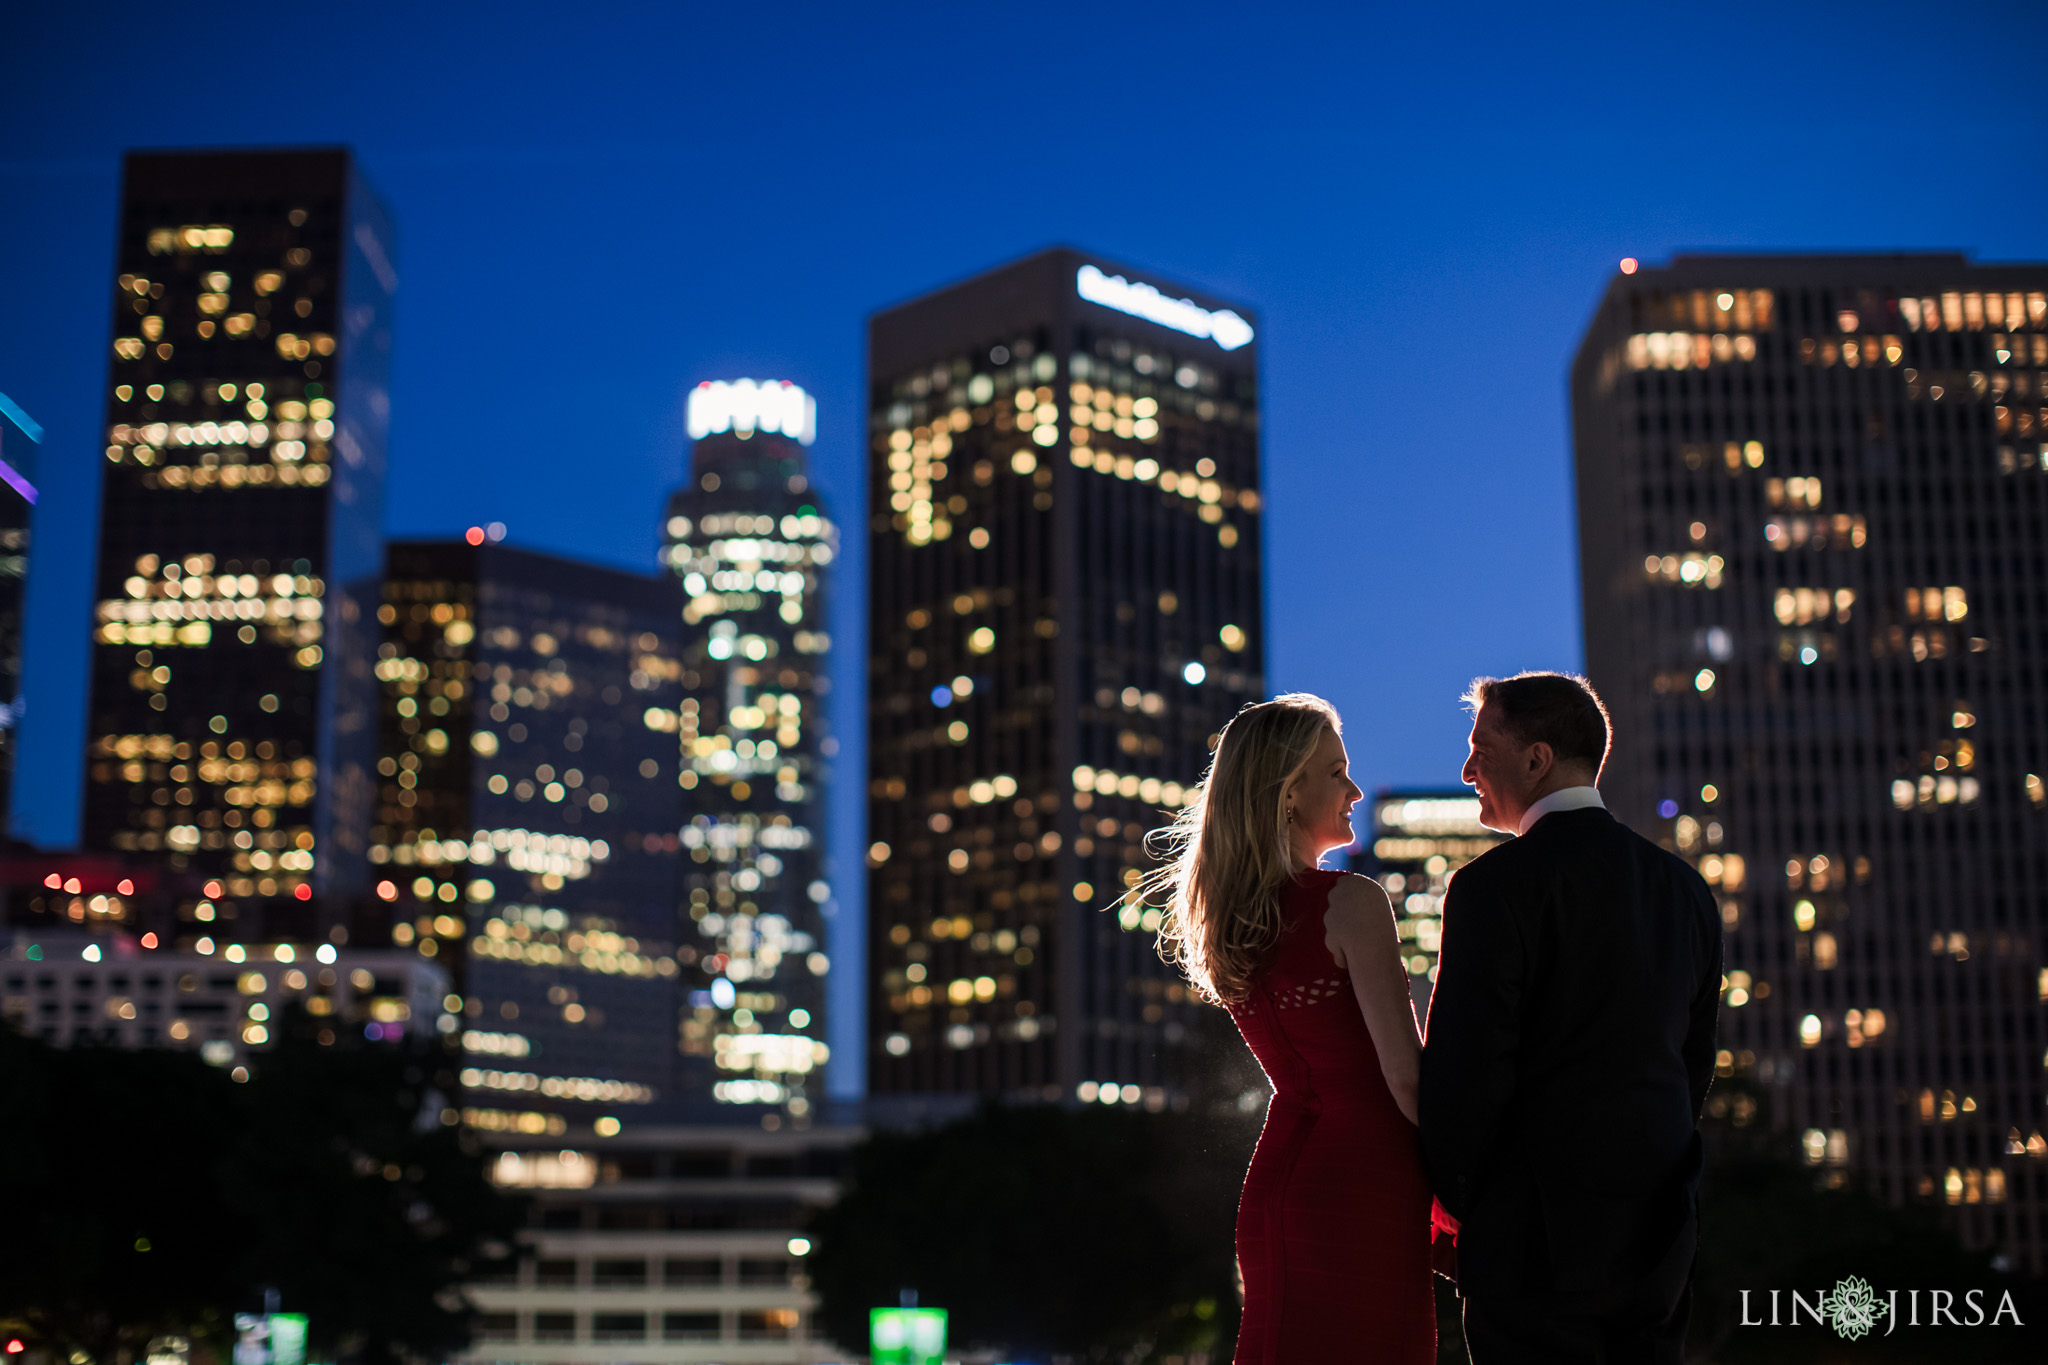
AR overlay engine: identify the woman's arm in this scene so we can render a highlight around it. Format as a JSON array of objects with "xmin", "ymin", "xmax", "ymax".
[{"xmin": 1324, "ymin": 872, "xmax": 1422, "ymax": 1124}]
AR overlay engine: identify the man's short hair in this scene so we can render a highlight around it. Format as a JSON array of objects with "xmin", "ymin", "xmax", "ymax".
[{"xmin": 1463, "ymin": 671, "xmax": 1611, "ymax": 773}]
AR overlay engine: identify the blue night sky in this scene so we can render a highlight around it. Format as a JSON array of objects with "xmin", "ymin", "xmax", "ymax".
[{"xmin": 5, "ymin": 2, "xmax": 2044, "ymax": 1094}]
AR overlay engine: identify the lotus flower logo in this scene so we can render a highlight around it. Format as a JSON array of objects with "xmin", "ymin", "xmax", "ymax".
[{"xmin": 1821, "ymin": 1275, "xmax": 1888, "ymax": 1341}]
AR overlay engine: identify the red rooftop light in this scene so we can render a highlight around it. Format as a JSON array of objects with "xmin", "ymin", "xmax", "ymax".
[
  {"xmin": 118, "ymin": 879, "xmax": 135, "ymax": 895},
  {"xmin": 64, "ymin": 877, "xmax": 82, "ymax": 894},
  {"xmin": 43, "ymin": 873, "xmax": 60, "ymax": 889},
  {"xmin": 294, "ymin": 883, "xmax": 313, "ymax": 901},
  {"xmin": 465, "ymin": 526, "xmax": 486, "ymax": 546},
  {"xmin": 1620, "ymin": 257, "xmax": 1640, "ymax": 275},
  {"xmin": 141, "ymin": 933, "xmax": 160, "ymax": 949}
]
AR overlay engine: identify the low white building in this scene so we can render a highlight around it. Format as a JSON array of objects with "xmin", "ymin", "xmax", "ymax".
[
  {"xmin": 0, "ymin": 930, "xmax": 450, "ymax": 1068},
  {"xmin": 459, "ymin": 1124, "xmax": 863, "ymax": 1365}
]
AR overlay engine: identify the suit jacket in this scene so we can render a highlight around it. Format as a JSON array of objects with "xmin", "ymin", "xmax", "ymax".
[{"xmin": 1419, "ymin": 806, "xmax": 1721, "ymax": 1304}]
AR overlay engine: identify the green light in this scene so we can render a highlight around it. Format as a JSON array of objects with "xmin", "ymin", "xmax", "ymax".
[
  {"xmin": 870, "ymin": 1308, "xmax": 945, "ymax": 1365},
  {"xmin": 268, "ymin": 1315, "xmax": 308, "ymax": 1365},
  {"xmin": 233, "ymin": 1313, "xmax": 308, "ymax": 1365}
]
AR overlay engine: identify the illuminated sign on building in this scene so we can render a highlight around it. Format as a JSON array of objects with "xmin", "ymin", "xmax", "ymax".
[
  {"xmin": 870, "ymin": 1308, "xmax": 946, "ymax": 1365},
  {"xmin": 1076, "ymin": 264, "xmax": 1254, "ymax": 351},
  {"xmin": 0, "ymin": 391, "xmax": 42, "ymax": 504},
  {"xmin": 232, "ymin": 1315, "xmax": 307, "ymax": 1365},
  {"xmin": 687, "ymin": 379, "xmax": 816, "ymax": 445}
]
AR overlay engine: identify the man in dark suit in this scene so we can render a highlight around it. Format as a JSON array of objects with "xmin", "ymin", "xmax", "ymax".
[{"xmin": 1420, "ymin": 671, "xmax": 1721, "ymax": 1363}]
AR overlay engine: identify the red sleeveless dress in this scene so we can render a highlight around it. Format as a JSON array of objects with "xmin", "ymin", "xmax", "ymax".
[{"xmin": 1227, "ymin": 869, "xmax": 1435, "ymax": 1363}]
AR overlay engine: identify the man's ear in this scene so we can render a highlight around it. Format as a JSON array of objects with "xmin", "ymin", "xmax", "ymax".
[{"xmin": 1525, "ymin": 741, "xmax": 1555, "ymax": 782}]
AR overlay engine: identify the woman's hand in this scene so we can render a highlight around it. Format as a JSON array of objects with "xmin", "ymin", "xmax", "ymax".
[{"xmin": 1430, "ymin": 1197, "xmax": 1460, "ymax": 1282}]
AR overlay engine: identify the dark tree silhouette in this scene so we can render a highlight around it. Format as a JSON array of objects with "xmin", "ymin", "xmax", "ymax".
[
  {"xmin": 0, "ymin": 1029, "xmax": 253, "ymax": 1363},
  {"xmin": 809, "ymin": 1101, "xmax": 1253, "ymax": 1362},
  {"xmin": 0, "ymin": 1010, "xmax": 521, "ymax": 1365}
]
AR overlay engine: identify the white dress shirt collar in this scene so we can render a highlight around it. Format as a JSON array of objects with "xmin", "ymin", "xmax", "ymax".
[{"xmin": 1517, "ymin": 785, "xmax": 1606, "ymax": 836}]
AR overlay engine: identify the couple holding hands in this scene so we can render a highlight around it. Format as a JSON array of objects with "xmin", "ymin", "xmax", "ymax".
[{"xmin": 1151, "ymin": 672, "xmax": 1723, "ymax": 1363}]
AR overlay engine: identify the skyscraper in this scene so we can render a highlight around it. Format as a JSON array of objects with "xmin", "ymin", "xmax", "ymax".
[
  {"xmin": 865, "ymin": 249, "xmax": 1263, "ymax": 1111},
  {"xmin": 661, "ymin": 381, "xmax": 835, "ymax": 1126},
  {"xmin": 1353, "ymin": 789, "xmax": 1506, "ymax": 1021},
  {"xmin": 85, "ymin": 149, "xmax": 394, "ymax": 946},
  {"xmin": 1573, "ymin": 255, "xmax": 2048, "ymax": 1269},
  {"xmin": 0, "ymin": 392, "xmax": 41, "ymax": 837},
  {"xmin": 374, "ymin": 540, "xmax": 685, "ymax": 1134}
]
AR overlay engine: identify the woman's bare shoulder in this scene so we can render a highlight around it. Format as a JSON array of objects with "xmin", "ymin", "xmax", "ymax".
[{"xmin": 1324, "ymin": 870, "xmax": 1393, "ymax": 921}]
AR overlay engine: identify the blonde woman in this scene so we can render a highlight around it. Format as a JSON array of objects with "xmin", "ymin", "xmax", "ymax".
[{"xmin": 1151, "ymin": 694, "xmax": 1434, "ymax": 1363}]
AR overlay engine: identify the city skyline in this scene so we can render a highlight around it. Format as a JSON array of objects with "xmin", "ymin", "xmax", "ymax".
[
  {"xmin": 6, "ymin": 13, "xmax": 2048, "ymax": 1364},
  {"xmin": 5, "ymin": 7, "xmax": 2046, "ymax": 1112}
]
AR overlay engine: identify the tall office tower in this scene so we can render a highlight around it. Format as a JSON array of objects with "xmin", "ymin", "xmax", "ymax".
[
  {"xmin": 865, "ymin": 249, "xmax": 1263, "ymax": 1111},
  {"xmin": 1352, "ymin": 789, "xmax": 1506, "ymax": 1021},
  {"xmin": 0, "ymin": 393, "xmax": 41, "ymax": 836},
  {"xmin": 661, "ymin": 381, "xmax": 835, "ymax": 1126},
  {"xmin": 85, "ymin": 150, "xmax": 394, "ymax": 945},
  {"xmin": 1574, "ymin": 255, "xmax": 2048, "ymax": 1269},
  {"xmin": 374, "ymin": 541, "xmax": 685, "ymax": 1133}
]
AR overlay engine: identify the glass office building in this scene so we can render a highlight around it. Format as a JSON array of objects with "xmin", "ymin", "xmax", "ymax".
[
  {"xmin": 84, "ymin": 149, "xmax": 394, "ymax": 947},
  {"xmin": 374, "ymin": 540, "xmax": 684, "ymax": 1134},
  {"xmin": 1351, "ymin": 789, "xmax": 1506, "ymax": 1023},
  {"xmin": 865, "ymin": 249, "xmax": 1263, "ymax": 1111},
  {"xmin": 1573, "ymin": 254, "xmax": 2048, "ymax": 1269},
  {"xmin": 661, "ymin": 382, "xmax": 834, "ymax": 1127},
  {"xmin": 0, "ymin": 394, "xmax": 40, "ymax": 837}
]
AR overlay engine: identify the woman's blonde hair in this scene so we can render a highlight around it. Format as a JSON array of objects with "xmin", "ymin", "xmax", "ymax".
[{"xmin": 1143, "ymin": 693, "xmax": 1340, "ymax": 1005}]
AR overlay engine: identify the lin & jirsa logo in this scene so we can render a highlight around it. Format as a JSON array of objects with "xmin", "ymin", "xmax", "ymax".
[{"xmin": 1739, "ymin": 1275, "xmax": 2023, "ymax": 1340}]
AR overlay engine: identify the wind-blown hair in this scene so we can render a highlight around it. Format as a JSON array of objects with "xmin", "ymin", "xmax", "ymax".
[{"xmin": 1143, "ymin": 693, "xmax": 1340, "ymax": 1006}]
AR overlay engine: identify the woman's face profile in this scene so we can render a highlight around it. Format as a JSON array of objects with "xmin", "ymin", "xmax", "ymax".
[{"xmin": 1287, "ymin": 725, "xmax": 1361, "ymax": 862}]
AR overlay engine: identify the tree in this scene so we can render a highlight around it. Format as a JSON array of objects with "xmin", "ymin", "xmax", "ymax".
[
  {"xmin": 228, "ymin": 1009, "xmax": 525, "ymax": 1365},
  {"xmin": 809, "ymin": 1102, "xmax": 1251, "ymax": 1362},
  {"xmin": 0, "ymin": 1012, "xmax": 521, "ymax": 1365},
  {"xmin": 0, "ymin": 1030, "xmax": 253, "ymax": 1363}
]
